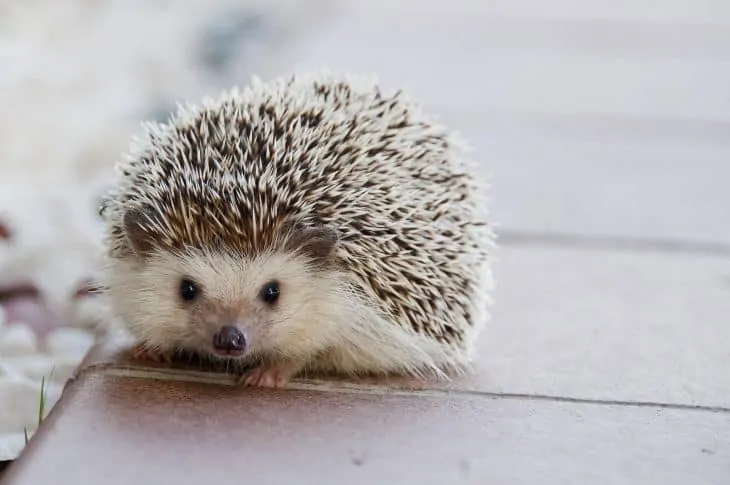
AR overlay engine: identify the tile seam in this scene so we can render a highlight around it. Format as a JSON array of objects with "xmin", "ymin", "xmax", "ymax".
[
  {"xmin": 499, "ymin": 231, "xmax": 730, "ymax": 256},
  {"xmin": 73, "ymin": 364, "xmax": 730, "ymax": 415}
]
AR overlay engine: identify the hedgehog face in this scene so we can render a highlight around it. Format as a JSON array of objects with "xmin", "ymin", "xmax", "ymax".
[{"xmin": 107, "ymin": 216, "xmax": 345, "ymax": 364}]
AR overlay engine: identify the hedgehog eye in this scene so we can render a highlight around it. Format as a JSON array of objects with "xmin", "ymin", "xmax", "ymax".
[
  {"xmin": 179, "ymin": 278, "xmax": 200, "ymax": 302},
  {"xmin": 260, "ymin": 281, "xmax": 280, "ymax": 305}
]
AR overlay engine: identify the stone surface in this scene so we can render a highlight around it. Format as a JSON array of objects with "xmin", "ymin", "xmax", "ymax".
[
  {"xmin": 0, "ymin": 375, "xmax": 47, "ymax": 432},
  {"xmin": 0, "ymin": 320, "xmax": 96, "ymax": 461},
  {"xmin": 273, "ymin": 0, "xmax": 730, "ymax": 245},
  {"xmin": 346, "ymin": 0, "xmax": 730, "ymax": 24},
  {"xmin": 44, "ymin": 328, "xmax": 95, "ymax": 358},
  {"xmin": 466, "ymin": 135, "xmax": 730, "ymax": 244},
  {"xmin": 0, "ymin": 318, "xmax": 91, "ymax": 460},
  {"xmin": 0, "ymin": 434, "xmax": 26, "ymax": 467},
  {"xmin": 467, "ymin": 246, "xmax": 730, "ymax": 408},
  {"xmin": 0, "ymin": 356, "xmax": 57, "ymax": 384},
  {"xmin": 0, "ymin": 325, "xmax": 37, "ymax": 357},
  {"xmin": 3, "ymin": 373, "xmax": 729, "ymax": 485},
  {"xmin": 280, "ymin": 1, "xmax": 730, "ymax": 121},
  {"xmin": 0, "ymin": 296, "xmax": 64, "ymax": 341}
]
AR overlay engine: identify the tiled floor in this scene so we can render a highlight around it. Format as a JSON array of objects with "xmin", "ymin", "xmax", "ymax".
[
  {"xmin": 4, "ymin": 1, "xmax": 730, "ymax": 483},
  {"xmin": 277, "ymin": 0, "xmax": 730, "ymax": 244},
  {"xmin": 4, "ymin": 370, "xmax": 729, "ymax": 485},
  {"xmin": 2, "ymin": 333, "xmax": 729, "ymax": 484}
]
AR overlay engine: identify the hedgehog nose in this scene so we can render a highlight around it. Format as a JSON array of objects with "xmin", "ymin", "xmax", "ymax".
[{"xmin": 212, "ymin": 325, "xmax": 247, "ymax": 355}]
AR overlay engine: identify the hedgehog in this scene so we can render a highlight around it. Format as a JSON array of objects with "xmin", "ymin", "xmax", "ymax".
[{"xmin": 100, "ymin": 72, "xmax": 494, "ymax": 388}]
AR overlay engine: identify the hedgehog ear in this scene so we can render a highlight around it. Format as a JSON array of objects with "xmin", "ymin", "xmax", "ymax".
[
  {"xmin": 123, "ymin": 208, "xmax": 156, "ymax": 256},
  {"xmin": 283, "ymin": 220, "xmax": 339, "ymax": 265}
]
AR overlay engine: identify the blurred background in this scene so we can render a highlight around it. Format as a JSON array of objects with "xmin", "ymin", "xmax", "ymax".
[{"xmin": 1, "ymin": 0, "xmax": 729, "ymax": 468}]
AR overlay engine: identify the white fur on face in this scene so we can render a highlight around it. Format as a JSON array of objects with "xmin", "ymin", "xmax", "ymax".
[
  {"xmin": 106, "ymin": 248, "xmax": 347, "ymax": 362},
  {"xmin": 108, "ymin": 247, "xmax": 477, "ymax": 378}
]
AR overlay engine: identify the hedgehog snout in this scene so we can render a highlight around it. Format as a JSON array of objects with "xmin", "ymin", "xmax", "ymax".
[{"xmin": 212, "ymin": 325, "xmax": 247, "ymax": 357}]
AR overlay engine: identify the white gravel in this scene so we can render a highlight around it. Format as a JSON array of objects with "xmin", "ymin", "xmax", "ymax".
[{"xmin": 0, "ymin": 309, "xmax": 95, "ymax": 461}]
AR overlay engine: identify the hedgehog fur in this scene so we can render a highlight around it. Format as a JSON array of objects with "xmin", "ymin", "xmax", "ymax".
[{"xmin": 101, "ymin": 71, "xmax": 495, "ymax": 387}]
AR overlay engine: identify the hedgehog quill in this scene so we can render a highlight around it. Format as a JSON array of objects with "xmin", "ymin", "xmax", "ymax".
[{"xmin": 101, "ymin": 72, "xmax": 495, "ymax": 388}]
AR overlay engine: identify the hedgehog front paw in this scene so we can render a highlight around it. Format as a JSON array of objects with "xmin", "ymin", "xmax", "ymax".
[
  {"xmin": 129, "ymin": 343, "xmax": 173, "ymax": 364},
  {"xmin": 239, "ymin": 362, "xmax": 301, "ymax": 389}
]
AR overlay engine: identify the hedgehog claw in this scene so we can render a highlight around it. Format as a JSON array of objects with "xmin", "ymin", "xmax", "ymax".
[
  {"xmin": 238, "ymin": 363, "xmax": 297, "ymax": 389},
  {"xmin": 129, "ymin": 344, "xmax": 173, "ymax": 364}
]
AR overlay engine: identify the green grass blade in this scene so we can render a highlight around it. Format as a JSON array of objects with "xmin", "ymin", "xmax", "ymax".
[
  {"xmin": 37, "ymin": 376, "xmax": 46, "ymax": 425},
  {"xmin": 37, "ymin": 367, "xmax": 55, "ymax": 425}
]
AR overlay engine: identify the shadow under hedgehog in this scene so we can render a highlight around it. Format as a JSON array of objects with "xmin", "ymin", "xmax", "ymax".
[{"xmin": 100, "ymin": 71, "xmax": 495, "ymax": 388}]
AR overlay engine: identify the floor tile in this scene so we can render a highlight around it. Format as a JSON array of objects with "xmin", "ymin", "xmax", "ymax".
[
  {"xmin": 346, "ymin": 0, "xmax": 730, "ymax": 24},
  {"xmin": 468, "ymin": 134, "xmax": 730, "ymax": 244},
  {"xmin": 457, "ymin": 246, "xmax": 730, "ymax": 408},
  {"xmin": 4, "ymin": 373, "xmax": 729, "ymax": 485},
  {"xmin": 272, "ymin": 4, "xmax": 730, "ymax": 244},
  {"xmin": 278, "ymin": 5, "xmax": 730, "ymax": 122}
]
